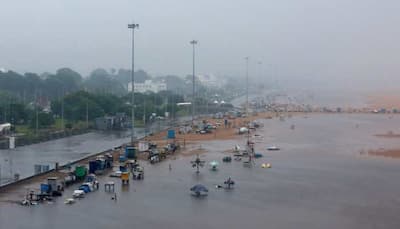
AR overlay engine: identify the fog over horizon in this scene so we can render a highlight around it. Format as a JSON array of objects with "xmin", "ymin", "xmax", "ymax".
[{"xmin": 1, "ymin": 0, "xmax": 400, "ymax": 92}]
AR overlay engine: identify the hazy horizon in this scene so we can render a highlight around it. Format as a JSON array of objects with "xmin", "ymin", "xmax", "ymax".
[{"xmin": 1, "ymin": 0, "xmax": 400, "ymax": 90}]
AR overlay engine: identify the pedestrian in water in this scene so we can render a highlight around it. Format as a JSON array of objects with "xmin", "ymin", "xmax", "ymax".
[{"xmin": 169, "ymin": 163, "xmax": 172, "ymax": 171}]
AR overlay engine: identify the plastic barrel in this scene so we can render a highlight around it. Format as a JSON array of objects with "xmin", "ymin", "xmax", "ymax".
[
  {"xmin": 40, "ymin": 183, "xmax": 50, "ymax": 193},
  {"xmin": 89, "ymin": 161, "xmax": 98, "ymax": 174},
  {"xmin": 167, "ymin": 129, "xmax": 175, "ymax": 139},
  {"xmin": 125, "ymin": 147, "xmax": 136, "ymax": 159},
  {"xmin": 119, "ymin": 155, "xmax": 126, "ymax": 163},
  {"xmin": 75, "ymin": 166, "xmax": 87, "ymax": 179},
  {"xmin": 97, "ymin": 159, "xmax": 106, "ymax": 170}
]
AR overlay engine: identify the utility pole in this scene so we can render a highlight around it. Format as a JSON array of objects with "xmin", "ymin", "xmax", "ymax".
[
  {"xmin": 190, "ymin": 40, "xmax": 198, "ymax": 126},
  {"xmin": 128, "ymin": 22, "xmax": 139, "ymax": 146}
]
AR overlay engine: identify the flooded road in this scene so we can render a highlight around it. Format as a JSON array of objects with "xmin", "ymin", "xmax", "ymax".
[
  {"xmin": 1, "ymin": 113, "xmax": 400, "ymax": 228},
  {"xmin": 0, "ymin": 120, "xmax": 173, "ymax": 185}
]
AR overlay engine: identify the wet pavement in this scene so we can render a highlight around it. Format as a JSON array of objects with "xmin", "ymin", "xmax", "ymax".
[
  {"xmin": 0, "ymin": 120, "xmax": 173, "ymax": 185},
  {"xmin": 1, "ymin": 113, "xmax": 400, "ymax": 228}
]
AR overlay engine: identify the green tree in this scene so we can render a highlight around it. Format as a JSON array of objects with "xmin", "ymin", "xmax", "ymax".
[{"xmin": 29, "ymin": 112, "xmax": 54, "ymax": 128}]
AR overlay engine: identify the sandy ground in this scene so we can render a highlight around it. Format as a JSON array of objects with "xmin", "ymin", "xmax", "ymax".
[
  {"xmin": 366, "ymin": 149, "xmax": 400, "ymax": 158},
  {"xmin": 367, "ymin": 92, "xmax": 400, "ymax": 109},
  {"xmin": 374, "ymin": 131, "xmax": 400, "ymax": 138},
  {"xmin": 146, "ymin": 112, "xmax": 274, "ymax": 144},
  {"xmin": 366, "ymin": 132, "xmax": 400, "ymax": 158},
  {"xmin": 370, "ymin": 130, "xmax": 400, "ymax": 158}
]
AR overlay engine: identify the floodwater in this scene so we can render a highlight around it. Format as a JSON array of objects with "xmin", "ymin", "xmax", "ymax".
[
  {"xmin": 1, "ymin": 113, "xmax": 400, "ymax": 229},
  {"xmin": 0, "ymin": 120, "xmax": 171, "ymax": 185}
]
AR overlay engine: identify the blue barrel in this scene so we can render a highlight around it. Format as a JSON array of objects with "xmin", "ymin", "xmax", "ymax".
[
  {"xmin": 120, "ymin": 166, "xmax": 127, "ymax": 172},
  {"xmin": 167, "ymin": 129, "xmax": 175, "ymax": 139},
  {"xmin": 97, "ymin": 159, "xmax": 105, "ymax": 170},
  {"xmin": 125, "ymin": 147, "xmax": 136, "ymax": 159},
  {"xmin": 89, "ymin": 160, "xmax": 99, "ymax": 174},
  {"xmin": 119, "ymin": 155, "xmax": 126, "ymax": 163},
  {"xmin": 40, "ymin": 184, "xmax": 50, "ymax": 193}
]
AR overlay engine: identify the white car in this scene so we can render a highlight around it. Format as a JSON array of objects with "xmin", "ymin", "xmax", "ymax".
[{"xmin": 73, "ymin": 190, "xmax": 85, "ymax": 198}]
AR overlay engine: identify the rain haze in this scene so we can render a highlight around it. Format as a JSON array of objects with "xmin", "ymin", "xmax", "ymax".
[
  {"xmin": 3, "ymin": 1, "xmax": 400, "ymax": 229},
  {"xmin": 1, "ymin": 0, "xmax": 400, "ymax": 91}
]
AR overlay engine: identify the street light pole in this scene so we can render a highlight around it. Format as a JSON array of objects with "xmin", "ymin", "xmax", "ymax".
[
  {"xmin": 61, "ymin": 88, "xmax": 64, "ymax": 131},
  {"xmin": 128, "ymin": 23, "xmax": 139, "ymax": 146},
  {"xmin": 245, "ymin": 57, "xmax": 249, "ymax": 117},
  {"xmin": 35, "ymin": 90, "xmax": 38, "ymax": 135},
  {"xmin": 190, "ymin": 40, "xmax": 198, "ymax": 126}
]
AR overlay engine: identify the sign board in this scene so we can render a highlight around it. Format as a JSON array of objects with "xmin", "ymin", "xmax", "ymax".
[{"xmin": 138, "ymin": 141, "xmax": 149, "ymax": 152}]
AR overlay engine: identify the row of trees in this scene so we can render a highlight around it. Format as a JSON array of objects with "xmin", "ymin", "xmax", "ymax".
[
  {"xmin": 0, "ymin": 89, "xmax": 186, "ymax": 131},
  {"xmin": 0, "ymin": 91, "xmax": 54, "ymax": 129},
  {"xmin": 50, "ymin": 90, "xmax": 185, "ymax": 122},
  {"xmin": 0, "ymin": 67, "xmax": 233, "ymax": 104},
  {"xmin": 0, "ymin": 67, "xmax": 155, "ymax": 103}
]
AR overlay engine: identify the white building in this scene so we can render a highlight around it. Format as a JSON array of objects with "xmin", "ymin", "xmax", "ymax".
[
  {"xmin": 128, "ymin": 80, "xmax": 167, "ymax": 93},
  {"xmin": 197, "ymin": 74, "xmax": 226, "ymax": 88}
]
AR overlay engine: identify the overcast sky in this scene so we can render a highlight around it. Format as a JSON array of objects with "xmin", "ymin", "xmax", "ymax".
[{"xmin": 1, "ymin": 0, "xmax": 400, "ymax": 89}]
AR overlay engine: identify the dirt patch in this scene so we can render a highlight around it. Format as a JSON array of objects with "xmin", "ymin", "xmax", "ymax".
[
  {"xmin": 374, "ymin": 131, "xmax": 400, "ymax": 138},
  {"xmin": 145, "ymin": 112, "xmax": 274, "ymax": 144},
  {"xmin": 367, "ymin": 92, "xmax": 400, "ymax": 109},
  {"xmin": 365, "ymin": 148, "xmax": 400, "ymax": 158}
]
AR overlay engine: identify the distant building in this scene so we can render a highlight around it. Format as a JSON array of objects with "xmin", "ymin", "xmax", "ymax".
[
  {"xmin": 197, "ymin": 74, "xmax": 226, "ymax": 88},
  {"xmin": 95, "ymin": 113, "xmax": 127, "ymax": 130},
  {"xmin": 128, "ymin": 80, "xmax": 167, "ymax": 93},
  {"xmin": 95, "ymin": 117, "xmax": 114, "ymax": 130}
]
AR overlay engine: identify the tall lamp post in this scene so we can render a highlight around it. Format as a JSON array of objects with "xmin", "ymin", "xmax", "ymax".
[
  {"xmin": 245, "ymin": 57, "xmax": 249, "ymax": 117},
  {"xmin": 128, "ymin": 23, "xmax": 139, "ymax": 146},
  {"xmin": 190, "ymin": 40, "xmax": 198, "ymax": 126}
]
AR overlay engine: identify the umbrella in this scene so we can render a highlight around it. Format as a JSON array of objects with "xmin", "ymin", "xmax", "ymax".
[
  {"xmin": 190, "ymin": 184, "xmax": 209, "ymax": 193},
  {"xmin": 209, "ymin": 161, "xmax": 219, "ymax": 167}
]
